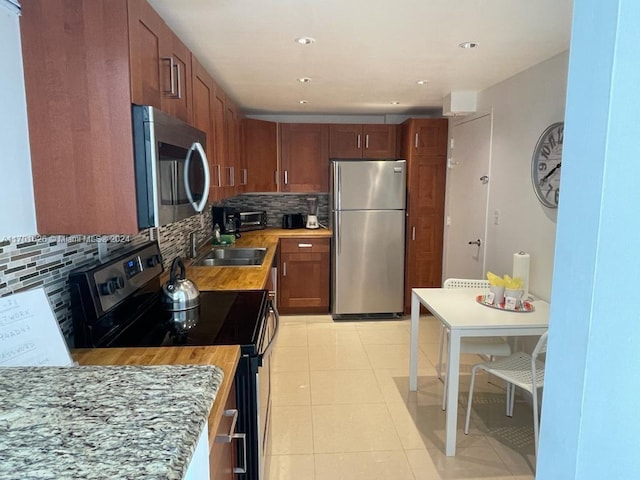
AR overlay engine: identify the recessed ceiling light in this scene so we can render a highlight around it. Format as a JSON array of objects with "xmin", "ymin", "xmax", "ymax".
[
  {"xmin": 295, "ymin": 37, "xmax": 316, "ymax": 45},
  {"xmin": 297, "ymin": 77, "xmax": 312, "ymax": 83},
  {"xmin": 458, "ymin": 41, "xmax": 479, "ymax": 49},
  {"xmin": 417, "ymin": 80, "xmax": 428, "ymax": 85},
  {"xmin": 390, "ymin": 101, "xmax": 400, "ymax": 105},
  {"xmin": 299, "ymin": 100, "xmax": 308, "ymax": 104}
]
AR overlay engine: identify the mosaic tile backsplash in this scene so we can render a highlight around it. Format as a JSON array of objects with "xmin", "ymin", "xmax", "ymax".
[
  {"xmin": 222, "ymin": 193, "xmax": 329, "ymax": 228},
  {"xmin": 1, "ymin": 194, "xmax": 326, "ymax": 348},
  {"xmin": 0, "ymin": 209, "xmax": 213, "ymax": 347}
]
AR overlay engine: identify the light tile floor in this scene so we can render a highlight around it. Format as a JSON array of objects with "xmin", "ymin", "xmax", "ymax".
[{"xmin": 268, "ymin": 314, "xmax": 537, "ymax": 480}]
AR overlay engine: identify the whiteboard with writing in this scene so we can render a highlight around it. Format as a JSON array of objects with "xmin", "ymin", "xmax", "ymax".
[{"xmin": 0, "ymin": 288, "xmax": 74, "ymax": 367}]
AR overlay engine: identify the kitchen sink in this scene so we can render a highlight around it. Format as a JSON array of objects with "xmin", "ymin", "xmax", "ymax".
[{"xmin": 193, "ymin": 247, "xmax": 267, "ymax": 267}]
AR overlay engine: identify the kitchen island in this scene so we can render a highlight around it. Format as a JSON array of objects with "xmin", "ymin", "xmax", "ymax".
[
  {"xmin": 187, "ymin": 228, "xmax": 332, "ymax": 290},
  {"xmin": 0, "ymin": 362, "xmax": 224, "ymax": 479}
]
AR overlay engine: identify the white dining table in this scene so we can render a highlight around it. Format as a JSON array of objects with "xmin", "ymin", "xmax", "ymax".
[{"xmin": 409, "ymin": 287, "xmax": 550, "ymax": 456}]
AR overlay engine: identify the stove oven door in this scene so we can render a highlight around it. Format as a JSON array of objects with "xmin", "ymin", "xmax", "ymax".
[{"xmin": 257, "ymin": 296, "xmax": 279, "ymax": 480}]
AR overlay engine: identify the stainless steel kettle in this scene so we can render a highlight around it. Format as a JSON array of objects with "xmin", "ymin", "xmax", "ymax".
[{"xmin": 162, "ymin": 257, "xmax": 200, "ymax": 311}]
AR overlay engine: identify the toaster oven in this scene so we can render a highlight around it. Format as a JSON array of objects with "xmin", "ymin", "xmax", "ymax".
[{"xmin": 239, "ymin": 210, "xmax": 267, "ymax": 231}]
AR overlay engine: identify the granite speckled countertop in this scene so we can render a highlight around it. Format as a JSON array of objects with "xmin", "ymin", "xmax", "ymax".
[{"xmin": 0, "ymin": 364, "xmax": 224, "ymax": 480}]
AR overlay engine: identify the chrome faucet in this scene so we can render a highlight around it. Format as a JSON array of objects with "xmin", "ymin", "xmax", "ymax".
[{"xmin": 189, "ymin": 231, "xmax": 199, "ymax": 259}]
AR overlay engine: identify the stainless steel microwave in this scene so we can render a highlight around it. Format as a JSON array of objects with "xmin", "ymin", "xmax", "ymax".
[{"xmin": 133, "ymin": 105, "xmax": 210, "ymax": 229}]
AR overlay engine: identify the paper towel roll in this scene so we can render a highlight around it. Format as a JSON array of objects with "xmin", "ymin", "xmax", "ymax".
[{"xmin": 513, "ymin": 252, "xmax": 530, "ymax": 300}]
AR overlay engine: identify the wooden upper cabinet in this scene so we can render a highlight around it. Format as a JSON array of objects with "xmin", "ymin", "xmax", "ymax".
[
  {"xmin": 161, "ymin": 31, "xmax": 192, "ymax": 123},
  {"xmin": 329, "ymin": 124, "xmax": 362, "ymax": 158},
  {"xmin": 20, "ymin": 0, "xmax": 139, "ymax": 234},
  {"xmin": 127, "ymin": 0, "xmax": 163, "ymax": 110},
  {"xmin": 128, "ymin": 0, "xmax": 192, "ymax": 123},
  {"xmin": 279, "ymin": 124, "xmax": 330, "ymax": 192},
  {"xmin": 329, "ymin": 124, "xmax": 398, "ymax": 159},
  {"xmin": 225, "ymin": 97, "xmax": 243, "ymax": 196},
  {"xmin": 243, "ymin": 119, "xmax": 278, "ymax": 192},
  {"xmin": 191, "ymin": 56, "xmax": 218, "ymax": 203},
  {"xmin": 402, "ymin": 118, "xmax": 449, "ymax": 156},
  {"xmin": 211, "ymin": 82, "xmax": 227, "ymax": 193}
]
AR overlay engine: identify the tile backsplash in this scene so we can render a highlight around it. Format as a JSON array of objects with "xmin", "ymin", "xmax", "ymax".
[
  {"xmin": 222, "ymin": 193, "xmax": 329, "ymax": 228},
  {"xmin": 0, "ymin": 209, "xmax": 212, "ymax": 347},
  {"xmin": 0, "ymin": 194, "xmax": 329, "ymax": 348}
]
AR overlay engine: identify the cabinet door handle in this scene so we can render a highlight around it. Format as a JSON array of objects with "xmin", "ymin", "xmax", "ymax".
[
  {"xmin": 298, "ymin": 243, "xmax": 312, "ymax": 248},
  {"xmin": 414, "ymin": 133, "xmax": 419, "ymax": 149},
  {"xmin": 412, "ymin": 226, "xmax": 416, "ymax": 241},
  {"xmin": 161, "ymin": 57, "xmax": 176, "ymax": 95},
  {"xmin": 173, "ymin": 63, "xmax": 182, "ymax": 99},
  {"xmin": 284, "ymin": 170, "xmax": 288, "ymax": 185},
  {"xmin": 243, "ymin": 168, "xmax": 248, "ymax": 185},
  {"xmin": 215, "ymin": 409, "xmax": 239, "ymax": 444},
  {"xmin": 215, "ymin": 409, "xmax": 247, "ymax": 474},
  {"xmin": 275, "ymin": 170, "xmax": 278, "ymax": 186},
  {"xmin": 357, "ymin": 134, "xmax": 361, "ymax": 149},
  {"xmin": 215, "ymin": 164, "xmax": 222, "ymax": 187},
  {"xmin": 365, "ymin": 134, "xmax": 369, "ymax": 149},
  {"xmin": 283, "ymin": 262, "xmax": 286, "ymax": 277},
  {"xmin": 230, "ymin": 166, "xmax": 235, "ymax": 186}
]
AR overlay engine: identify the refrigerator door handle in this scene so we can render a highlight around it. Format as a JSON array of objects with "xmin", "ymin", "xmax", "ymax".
[
  {"xmin": 337, "ymin": 164, "xmax": 342, "ymax": 210},
  {"xmin": 337, "ymin": 214, "xmax": 342, "ymax": 255}
]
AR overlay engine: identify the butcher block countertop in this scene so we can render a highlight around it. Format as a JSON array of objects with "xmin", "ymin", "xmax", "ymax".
[
  {"xmin": 186, "ymin": 228, "xmax": 332, "ymax": 291},
  {"xmin": 72, "ymin": 345, "xmax": 241, "ymax": 453},
  {"xmin": 0, "ymin": 363, "xmax": 224, "ymax": 480}
]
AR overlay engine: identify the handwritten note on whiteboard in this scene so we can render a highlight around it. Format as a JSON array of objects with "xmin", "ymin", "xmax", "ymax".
[{"xmin": 0, "ymin": 288, "xmax": 74, "ymax": 367}]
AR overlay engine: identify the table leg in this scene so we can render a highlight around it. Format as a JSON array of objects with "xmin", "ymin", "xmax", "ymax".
[
  {"xmin": 445, "ymin": 328, "xmax": 461, "ymax": 456},
  {"xmin": 409, "ymin": 290, "xmax": 420, "ymax": 391}
]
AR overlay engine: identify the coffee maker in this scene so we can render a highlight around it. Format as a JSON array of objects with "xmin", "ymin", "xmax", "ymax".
[
  {"xmin": 306, "ymin": 197, "xmax": 319, "ymax": 229},
  {"xmin": 212, "ymin": 206, "xmax": 241, "ymax": 237}
]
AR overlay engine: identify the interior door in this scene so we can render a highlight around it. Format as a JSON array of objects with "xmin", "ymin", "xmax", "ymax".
[{"xmin": 444, "ymin": 113, "xmax": 492, "ymax": 280}]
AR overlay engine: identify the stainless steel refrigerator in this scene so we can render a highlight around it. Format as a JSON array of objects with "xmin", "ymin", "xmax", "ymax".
[{"xmin": 330, "ymin": 159, "xmax": 406, "ymax": 318}]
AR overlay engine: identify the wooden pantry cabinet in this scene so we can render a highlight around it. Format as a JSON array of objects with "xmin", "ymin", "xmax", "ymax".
[
  {"xmin": 329, "ymin": 124, "xmax": 399, "ymax": 159},
  {"xmin": 401, "ymin": 118, "xmax": 449, "ymax": 313},
  {"xmin": 279, "ymin": 124, "xmax": 330, "ymax": 192},
  {"xmin": 278, "ymin": 237, "xmax": 330, "ymax": 314}
]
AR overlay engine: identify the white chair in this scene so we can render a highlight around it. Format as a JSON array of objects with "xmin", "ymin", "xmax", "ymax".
[
  {"xmin": 464, "ymin": 331, "xmax": 548, "ymax": 457},
  {"xmin": 438, "ymin": 278, "xmax": 512, "ymax": 410}
]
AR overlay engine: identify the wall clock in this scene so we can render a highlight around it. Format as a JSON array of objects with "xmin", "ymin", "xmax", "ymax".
[{"xmin": 531, "ymin": 122, "xmax": 564, "ymax": 208}]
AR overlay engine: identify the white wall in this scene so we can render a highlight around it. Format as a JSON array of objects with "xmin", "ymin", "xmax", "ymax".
[
  {"xmin": 0, "ymin": 2, "xmax": 37, "ymax": 235},
  {"xmin": 474, "ymin": 52, "xmax": 569, "ymax": 301}
]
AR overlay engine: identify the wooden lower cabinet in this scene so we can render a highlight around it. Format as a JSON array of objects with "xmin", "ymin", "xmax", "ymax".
[
  {"xmin": 278, "ymin": 237, "xmax": 330, "ymax": 314},
  {"xmin": 210, "ymin": 379, "xmax": 238, "ymax": 480}
]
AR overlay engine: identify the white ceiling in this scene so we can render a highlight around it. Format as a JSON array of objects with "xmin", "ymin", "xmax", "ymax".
[{"xmin": 147, "ymin": 0, "xmax": 573, "ymax": 116}]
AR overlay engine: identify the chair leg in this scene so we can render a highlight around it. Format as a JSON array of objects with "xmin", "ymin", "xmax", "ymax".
[
  {"xmin": 506, "ymin": 383, "xmax": 516, "ymax": 417},
  {"xmin": 533, "ymin": 387, "xmax": 540, "ymax": 457},
  {"xmin": 464, "ymin": 365, "xmax": 479, "ymax": 434},
  {"xmin": 437, "ymin": 324, "xmax": 446, "ymax": 379}
]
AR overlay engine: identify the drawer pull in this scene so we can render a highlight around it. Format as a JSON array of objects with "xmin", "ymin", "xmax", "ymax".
[
  {"xmin": 215, "ymin": 408, "xmax": 238, "ymax": 444},
  {"xmin": 215, "ymin": 408, "xmax": 248, "ymax": 473},
  {"xmin": 298, "ymin": 243, "xmax": 313, "ymax": 248}
]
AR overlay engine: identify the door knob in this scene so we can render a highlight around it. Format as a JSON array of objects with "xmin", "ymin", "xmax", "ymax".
[{"xmin": 468, "ymin": 239, "xmax": 481, "ymax": 246}]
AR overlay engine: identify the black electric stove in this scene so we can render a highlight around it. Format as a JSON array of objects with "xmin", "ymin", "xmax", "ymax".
[
  {"xmin": 69, "ymin": 241, "xmax": 277, "ymax": 480},
  {"xmin": 106, "ymin": 289, "xmax": 268, "ymax": 352}
]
